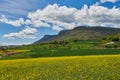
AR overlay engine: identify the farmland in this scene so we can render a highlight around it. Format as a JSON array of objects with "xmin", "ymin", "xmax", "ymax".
[
  {"xmin": 0, "ymin": 1, "xmax": 120, "ymax": 79},
  {"xmin": 0, "ymin": 40, "xmax": 120, "ymax": 60},
  {"xmin": 0, "ymin": 55, "xmax": 120, "ymax": 80},
  {"xmin": 0, "ymin": 40, "xmax": 120, "ymax": 80},
  {"xmin": 1, "ymin": 48, "xmax": 120, "ymax": 60}
]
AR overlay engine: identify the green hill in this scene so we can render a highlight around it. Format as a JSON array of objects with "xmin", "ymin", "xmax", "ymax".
[{"xmin": 34, "ymin": 26, "xmax": 120, "ymax": 44}]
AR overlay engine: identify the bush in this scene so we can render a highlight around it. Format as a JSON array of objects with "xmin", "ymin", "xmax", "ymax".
[{"xmin": 112, "ymin": 38, "xmax": 119, "ymax": 42}]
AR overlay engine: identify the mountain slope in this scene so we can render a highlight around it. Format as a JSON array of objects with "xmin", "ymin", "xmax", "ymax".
[
  {"xmin": 34, "ymin": 35, "xmax": 57, "ymax": 44},
  {"xmin": 34, "ymin": 26, "xmax": 120, "ymax": 44}
]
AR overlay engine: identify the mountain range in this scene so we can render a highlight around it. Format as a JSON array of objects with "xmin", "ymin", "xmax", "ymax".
[{"xmin": 34, "ymin": 26, "xmax": 120, "ymax": 44}]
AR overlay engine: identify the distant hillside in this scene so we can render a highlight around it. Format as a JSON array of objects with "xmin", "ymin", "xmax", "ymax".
[
  {"xmin": 34, "ymin": 35, "xmax": 57, "ymax": 44},
  {"xmin": 34, "ymin": 26, "xmax": 120, "ymax": 44}
]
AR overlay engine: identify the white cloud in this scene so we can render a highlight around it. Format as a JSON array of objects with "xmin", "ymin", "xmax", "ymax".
[
  {"xmin": 1, "ymin": 3, "xmax": 120, "ymax": 32},
  {"xmin": 1, "ymin": 3, "xmax": 120, "ymax": 40},
  {"xmin": 27, "ymin": 4, "xmax": 78, "ymax": 30},
  {"xmin": 3, "ymin": 27, "xmax": 37, "ymax": 39},
  {"xmin": 52, "ymin": 25, "xmax": 63, "ymax": 31},
  {"xmin": 0, "ymin": 4, "xmax": 120, "ymax": 30},
  {"xmin": 0, "ymin": 15, "xmax": 24, "ymax": 27},
  {"xmin": 100, "ymin": 0, "xmax": 118, "ymax": 3},
  {"xmin": 27, "ymin": 4, "xmax": 120, "ymax": 29},
  {"xmin": 25, "ymin": 19, "xmax": 50, "ymax": 27}
]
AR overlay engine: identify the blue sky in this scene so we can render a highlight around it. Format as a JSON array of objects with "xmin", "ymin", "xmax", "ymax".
[{"xmin": 0, "ymin": 0, "xmax": 120, "ymax": 45}]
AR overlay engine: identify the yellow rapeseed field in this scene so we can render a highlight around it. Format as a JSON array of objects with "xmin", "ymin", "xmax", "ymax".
[
  {"xmin": 7, "ymin": 50, "xmax": 30, "ymax": 53},
  {"xmin": 0, "ymin": 55, "xmax": 120, "ymax": 80}
]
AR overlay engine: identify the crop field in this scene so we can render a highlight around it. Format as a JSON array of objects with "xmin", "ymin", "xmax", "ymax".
[
  {"xmin": 0, "ymin": 55, "xmax": 120, "ymax": 80},
  {"xmin": 1, "ymin": 40, "xmax": 119, "ymax": 60},
  {"xmin": 1, "ymin": 48, "xmax": 120, "ymax": 60},
  {"xmin": 0, "ymin": 51, "xmax": 4, "ymax": 56},
  {"xmin": 7, "ymin": 50, "xmax": 30, "ymax": 53}
]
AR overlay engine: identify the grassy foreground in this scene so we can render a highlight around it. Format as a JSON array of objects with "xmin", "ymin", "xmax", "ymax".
[{"xmin": 0, "ymin": 55, "xmax": 120, "ymax": 80}]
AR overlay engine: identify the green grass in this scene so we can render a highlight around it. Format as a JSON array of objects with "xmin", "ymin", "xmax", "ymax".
[
  {"xmin": 0, "ymin": 50, "xmax": 4, "ymax": 56},
  {"xmin": 69, "ymin": 40, "xmax": 99, "ymax": 48},
  {"xmin": 16, "ymin": 40, "xmax": 100, "ymax": 49},
  {"xmin": 0, "ymin": 55, "xmax": 120, "ymax": 80},
  {"xmin": 1, "ymin": 40, "xmax": 120, "ymax": 60},
  {"xmin": 1, "ymin": 48, "xmax": 120, "ymax": 60}
]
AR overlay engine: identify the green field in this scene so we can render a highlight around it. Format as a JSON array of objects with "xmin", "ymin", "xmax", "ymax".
[
  {"xmin": 1, "ymin": 48, "xmax": 120, "ymax": 60},
  {"xmin": 0, "ymin": 51, "xmax": 4, "ymax": 56},
  {"xmin": 1, "ymin": 40, "xmax": 120, "ymax": 60},
  {"xmin": 0, "ymin": 55, "xmax": 120, "ymax": 80}
]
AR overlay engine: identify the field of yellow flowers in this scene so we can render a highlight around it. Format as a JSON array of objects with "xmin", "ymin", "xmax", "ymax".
[{"xmin": 0, "ymin": 55, "xmax": 120, "ymax": 80}]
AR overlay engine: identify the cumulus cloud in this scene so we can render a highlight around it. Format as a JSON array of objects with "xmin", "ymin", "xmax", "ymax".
[
  {"xmin": 25, "ymin": 19, "xmax": 50, "ymax": 27},
  {"xmin": 27, "ymin": 4, "xmax": 120, "ymax": 29},
  {"xmin": 1, "ymin": 3, "xmax": 120, "ymax": 32},
  {"xmin": 100, "ymin": 0, "xmax": 118, "ymax": 3},
  {"xmin": 3, "ymin": 27, "xmax": 37, "ymax": 39},
  {"xmin": 52, "ymin": 25, "xmax": 63, "ymax": 31},
  {"xmin": 27, "ymin": 4, "xmax": 78, "ymax": 30},
  {"xmin": 0, "ymin": 4, "xmax": 120, "ymax": 39},
  {"xmin": 1, "ymin": 3, "xmax": 120, "ymax": 40},
  {"xmin": 0, "ymin": 15, "xmax": 24, "ymax": 27}
]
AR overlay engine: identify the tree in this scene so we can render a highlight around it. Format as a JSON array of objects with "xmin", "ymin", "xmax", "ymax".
[{"xmin": 112, "ymin": 37, "xmax": 119, "ymax": 42}]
